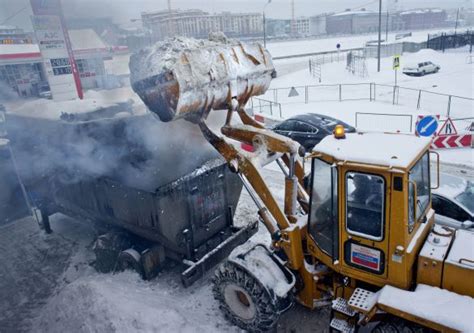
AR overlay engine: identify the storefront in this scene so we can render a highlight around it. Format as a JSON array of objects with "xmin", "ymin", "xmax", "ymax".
[{"xmin": 0, "ymin": 29, "xmax": 113, "ymax": 98}]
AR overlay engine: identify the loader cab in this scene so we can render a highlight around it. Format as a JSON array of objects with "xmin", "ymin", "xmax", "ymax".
[{"xmin": 307, "ymin": 132, "xmax": 435, "ymax": 289}]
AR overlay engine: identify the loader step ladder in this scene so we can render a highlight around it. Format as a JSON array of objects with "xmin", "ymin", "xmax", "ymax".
[
  {"xmin": 332, "ymin": 297, "xmax": 357, "ymax": 317},
  {"xmin": 330, "ymin": 318, "xmax": 355, "ymax": 333},
  {"xmin": 348, "ymin": 288, "xmax": 377, "ymax": 314}
]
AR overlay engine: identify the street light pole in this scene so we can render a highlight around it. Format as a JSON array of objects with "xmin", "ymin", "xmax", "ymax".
[
  {"xmin": 377, "ymin": 0, "xmax": 382, "ymax": 72},
  {"xmin": 263, "ymin": 0, "xmax": 271, "ymax": 48},
  {"xmin": 263, "ymin": 11, "xmax": 267, "ymax": 47}
]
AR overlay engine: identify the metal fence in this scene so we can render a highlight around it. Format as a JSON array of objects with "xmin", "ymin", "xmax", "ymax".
[
  {"xmin": 248, "ymin": 97, "xmax": 283, "ymax": 118},
  {"xmin": 256, "ymin": 83, "xmax": 473, "ymax": 119},
  {"xmin": 427, "ymin": 30, "xmax": 473, "ymax": 52},
  {"xmin": 355, "ymin": 112, "xmax": 414, "ymax": 133}
]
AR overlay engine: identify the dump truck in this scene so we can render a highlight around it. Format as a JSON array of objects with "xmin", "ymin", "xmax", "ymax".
[
  {"xmin": 2, "ymin": 105, "xmax": 256, "ymax": 286},
  {"xmin": 131, "ymin": 34, "xmax": 474, "ymax": 332}
]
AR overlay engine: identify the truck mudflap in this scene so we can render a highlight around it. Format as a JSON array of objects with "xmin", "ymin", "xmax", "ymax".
[{"xmin": 181, "ymin": 221, "xmax": 258, "ymax": 287}]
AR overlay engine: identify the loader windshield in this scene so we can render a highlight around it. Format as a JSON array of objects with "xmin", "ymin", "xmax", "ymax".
[{"xmin": 309, "ymin": 158, "xmax": 338, "ymax": 259}]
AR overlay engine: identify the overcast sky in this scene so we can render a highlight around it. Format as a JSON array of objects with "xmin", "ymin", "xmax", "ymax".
[{"xmin": 1, "ymin": 0, "xmax": 472, "ymax": 30}]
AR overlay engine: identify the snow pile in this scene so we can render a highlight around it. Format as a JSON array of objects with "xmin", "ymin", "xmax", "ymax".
[
  {"xmin": 378, "ymin": 284, "xmax": 474, "ymax": 332},
  {"xmin": 446, "ymin": 229, "xmax": 474, "ymax": 269},
  {"xmin": 130, "ymin": 34, "xmax": 274, "ymax": 122},
  {"xmin": 33, "ymin": 272, "xmax": 234, "ymax": 333}
]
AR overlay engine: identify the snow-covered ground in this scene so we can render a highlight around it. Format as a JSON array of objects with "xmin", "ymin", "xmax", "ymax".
[
  {"xmin": 265, "ymin": 47, "xmax": 474, "ymax": 167},
  {"xmin": 0, "ymin": 168, "xmax": 329, "ymax": 333},
  {"xmin": 272, "ymin": 48, "xmax": 474, "ymax": 100},
  {"xmin": 266, "ymin": 27, "xmax": 473, "ymax": 58}
]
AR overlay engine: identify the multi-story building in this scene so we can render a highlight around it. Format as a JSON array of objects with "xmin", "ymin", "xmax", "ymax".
[
  {"xmin": 266, "ymin": 15, "xmax": 327, "ymax": 38},
  {"xmin": 292, "ymin": 17, "xmax": 311, "ymax": 36},
  {"xmin": 310, "ymin": 15, "xmax": 327, "ymax": 36},
  {"xmin": 326, "ymin": 8, "xmax": 447, "ymax": 35},
  {"xmin": 141, "ymin": 9, "xmax": 263, "ymax": 41},
  {"xmin": 326, "ymin": 9, "xmax": 388, "ymax": 35},
  {"xmin": 399, "ymin": 9, "xmax": 448, "ymax": 30}
]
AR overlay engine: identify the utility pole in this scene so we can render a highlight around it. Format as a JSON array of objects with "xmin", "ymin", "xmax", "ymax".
[
  {"xmin": 454, "ymin": 8, "xmax": 459, "ymax": 35},
  {"xmin": 167, "ymin": 0, "xmax": 174, "ymax": 38},
  {"xmin": 291, "ymin": 0, "xmax": 296, "ymax": 37},
  {"xmin": 377, "ymin": 0, "xmax": 382, "ymax": 72},
  {"xmin": 263, "ymin": 0, "xmax": 271, "ymax": 47},
  {"xmin": 385, "ymin": 9, "xmax": 389, "ymax": 42}
]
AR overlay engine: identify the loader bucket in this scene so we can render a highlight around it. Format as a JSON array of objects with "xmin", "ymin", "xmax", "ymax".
[{"xmin": 130, "ymin": 34, "xmax": 274, "ymax": 122}]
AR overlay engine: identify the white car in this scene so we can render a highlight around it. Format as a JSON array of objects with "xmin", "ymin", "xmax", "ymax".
[
  {"xmin": 403, "ymin": 61, "xmax": 440, "ymax": 76},
  {"xmin": 432, "ymin": 173, "xmax": 474, "ymax": 230}
]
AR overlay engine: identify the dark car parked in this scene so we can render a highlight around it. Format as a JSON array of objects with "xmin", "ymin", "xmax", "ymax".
[{"xmin": 272, "ymin": 113, "xmax": 356, "ymax": 151}]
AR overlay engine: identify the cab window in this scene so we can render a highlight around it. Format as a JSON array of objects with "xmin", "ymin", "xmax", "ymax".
[
  {"xmin": 309, "ymin": 158, "xmax": 338, "ymax": 258},
  {"xmin": 346, "ymin": 172, "xmax": 385, "ymax": 241},
  {"xmin": 408, "ymin": 152, "xmax": 430, "ymax": 231}
]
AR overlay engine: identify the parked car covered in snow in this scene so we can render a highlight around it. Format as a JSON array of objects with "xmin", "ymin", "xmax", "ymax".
[
  {"xmin": 403, "ymin": 61, "xmax": 440, "ymax": 76},
  {"xmin": 271, "ymin": 113, "xmax": 356, "ymax": 151},
  {"xmin": 432, "ymin": 173, "xmax": 474, "ymax": 230}
]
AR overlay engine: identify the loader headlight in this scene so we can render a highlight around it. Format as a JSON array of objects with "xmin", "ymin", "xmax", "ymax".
[{"xmin": 334, "ymin": 125, "xmax": 346, "ymax": 139}]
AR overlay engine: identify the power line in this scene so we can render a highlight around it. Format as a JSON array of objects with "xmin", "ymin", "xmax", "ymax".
[{"xmin": 0, "ymin": 5, "xmax": 28, "ymax": 26}]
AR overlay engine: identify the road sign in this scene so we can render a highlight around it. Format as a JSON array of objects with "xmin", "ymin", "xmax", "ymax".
[
  {"xmin": 437, "ymin": 118, "xmax": 457, "ymax": 136},
  {"xmin": 431, "ymin": 134, "xmax": 472, "ymax": 149},
  {"xmin": 393, "ymin": 55, "xmax": 400, "ymax": 70},
  {"xmin": 288, "ymin": 86, "xmax": 299, "ymax": 97},
  {"xmin": 336, "ymin": 43, "xmax": 341, "ymax": 49},
  {"xmin": 416, "ymin": 115, "xmax": 439, "ymax": 137}
]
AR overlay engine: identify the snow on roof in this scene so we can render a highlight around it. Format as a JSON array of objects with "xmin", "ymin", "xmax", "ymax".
[
  {"xmin": 0, "ymin": 29, "xmax": 107, "ymax": 58},
  {"xmin": 446, "ymin": 229, "xmax": 474, "ymax": 269},
  {"xmin": 0, "ymin": 43, "xmax": 40, "ymax": 55},
  {"xmin": 69, "ymin": 29, "xmax": 107, "ymax": 51},
  {"xmin": 378, "ymin": 284, "xmax": 474, "ymax": 332},
  {"xmin": 0, "ymin": 25, "xmax": 18, "ymax": 30},
  {"xmin": 313, "ymin": 132, "xmax": 431, "ymax": 169},
  {"xmin": 400, "ymin": 8, "xmax": 444, "ymax": 15},
  {"xmin": 332, "ymin": 10, "xmax": 375, "ymax": 17}
]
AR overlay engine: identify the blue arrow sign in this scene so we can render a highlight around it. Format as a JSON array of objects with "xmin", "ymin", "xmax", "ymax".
[{"xmin": 416, "ymin": 116, "xmax": 438, "ymax": 137}]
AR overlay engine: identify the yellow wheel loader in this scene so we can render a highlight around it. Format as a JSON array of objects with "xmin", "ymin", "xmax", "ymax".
[{"xmin": 130, "ymin": 34, "xmax": 474, "ymax": 333}]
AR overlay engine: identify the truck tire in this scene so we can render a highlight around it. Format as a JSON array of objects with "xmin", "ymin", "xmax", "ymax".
[
  {"xmin": 117, "ymin": 248, "xmax": 144, "ymax": 278},
  {"xmin": 213, "ymin": 261, "xmax": 281, "ymax": 332},
  {"xmin": 93, "ymin": 232, "xmax": 132, "ymax": 273},
  {"xmin": 372, "ymin": 318, "xmax": 425, "ymax": 333}
]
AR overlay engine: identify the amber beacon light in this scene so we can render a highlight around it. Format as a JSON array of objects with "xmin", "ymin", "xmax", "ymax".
[{"xmin": 333, "ymin": 124, "xmax": 346, "ymax": 139}]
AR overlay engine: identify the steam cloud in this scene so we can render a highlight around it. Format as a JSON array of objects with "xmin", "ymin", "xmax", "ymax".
[{"xmin": 4, "ymin": 108, "xmax": 220, "ymax": 193}]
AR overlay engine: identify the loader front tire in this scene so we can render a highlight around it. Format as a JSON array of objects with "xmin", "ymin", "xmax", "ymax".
[{"xmin": 213, "ymin": 261, "xmax": 280, "ymax": 332}]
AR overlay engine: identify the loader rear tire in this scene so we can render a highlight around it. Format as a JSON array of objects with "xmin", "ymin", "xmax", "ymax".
[
  {"xmin": 213, "ymin": 261, "xmax": 280, "ymax": 332},
  {"xmin": 372, "ymin": 317, "xmax": 425, "ymax": 333}
]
